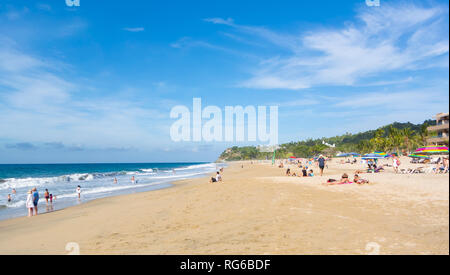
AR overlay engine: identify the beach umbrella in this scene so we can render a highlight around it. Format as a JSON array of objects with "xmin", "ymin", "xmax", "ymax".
[
  {"xmin": 361, "ymin": 153, "xmax": 387, "ymax": 160},
  {"xmin": 408, "ymin": 154, "xmax": 430, "ymax": 159},
  {"xmin": 336, "ymin": 152, "xmax": 360, "ymax": 157},
  {"xmin": 414, "ymin": 146, "xmax": 449, "ymax": 154}
]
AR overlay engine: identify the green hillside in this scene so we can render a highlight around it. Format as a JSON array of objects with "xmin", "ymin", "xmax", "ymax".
[{"xmin": 218, "ymin": 120, "xmax": 439, "ymax": 161}]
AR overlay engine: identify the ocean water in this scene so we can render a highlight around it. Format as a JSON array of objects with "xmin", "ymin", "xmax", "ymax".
[{"xmin": 0, "ymin": 162, "xmax": 222, "ymax": 221}]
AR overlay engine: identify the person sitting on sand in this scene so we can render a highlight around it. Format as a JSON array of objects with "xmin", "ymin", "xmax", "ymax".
[
  {"xmin": 292, "ymin": 172, "xmax": 297, "ymax": 177},
  {"xmin": 302, "ymin": 167, "xmax": 307, "ymax": 177},
  {"xmin": 286, "ymin": 168, "xmax": 291, "ymax": 176},
  {"xmin": 308, "ymin": 170, "xmax": 314, "ymax": 177},
  {"xmin": 210, "ymin": 172, "xmax": 222, "ymax": 183},
  {"xmin": 354, "ymin": 174, "xmax": 369, "ymax": 184}
]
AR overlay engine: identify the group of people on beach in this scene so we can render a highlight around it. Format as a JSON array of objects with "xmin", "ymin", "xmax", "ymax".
[
  {"xmin": 7, "ymin": 185, "xmax": 82, "ymax": 217},
  {"xmin": 279, "ymin": 154, "xmax": 374, "ymax": 186},
  {"xmin": 283, "ymin": 155, "xmax": 327, "ymax": 178},
  {"xmin": 286, "ymin": 167, "xmax": 314, "ymax": 177},
  {"xmin": 26, "ymin": 188, "xmax": 41, "ymax": 217},
  {"xmin": 323, "ymin": 173, "xmax": 369, "ymax": 185}
]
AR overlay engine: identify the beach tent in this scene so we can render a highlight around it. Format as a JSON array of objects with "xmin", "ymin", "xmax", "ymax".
[{"xmin": 414, "ymin": 146, "xmax": 449, "ymax": 154}]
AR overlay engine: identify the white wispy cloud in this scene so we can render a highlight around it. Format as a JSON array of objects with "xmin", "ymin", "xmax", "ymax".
[
  {"xmin": 36, "ymin": 3, "xmax": 52, "ymax": 11},
  {"xmin": 122, "ymin": 27, "xmax": 145, "ymax": 32},
  {"xmin": 205, "ymin": 2, "xmax": 449, "ymax": 90},
  {"xmin": 204, "ymin": 17, "xmax": 234, "ymax": 26},
  {"xmin": 0, "ymin": 40, "xmax": 169, "ymax": 151}
]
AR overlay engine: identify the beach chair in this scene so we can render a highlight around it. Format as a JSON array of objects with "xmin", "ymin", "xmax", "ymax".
[{"xmin": 423, "ymin": 166, "xmax": 435, "ymax": 174}]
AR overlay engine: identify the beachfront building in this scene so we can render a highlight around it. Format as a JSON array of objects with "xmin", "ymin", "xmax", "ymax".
[{"xmin": 427, "ymin": 112, "xmax": 449, "ymax": 146}]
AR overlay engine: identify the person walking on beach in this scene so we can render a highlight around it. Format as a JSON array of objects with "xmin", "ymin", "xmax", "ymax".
[
  {"xmin": 392, "ymin": 156, "xmax": 400, "ymax": 173},
  {"xmin": 32, "ymin": 187, "xmax": 39, "ymax": 215},
  {"xmin": 76, "ymin": 185, "xmax": 81, "ymax": 199},
  {"xmin": 318, "ymin": 155, "xmax": 326, "ymax": 176},
  {"xmin": 26, "ymin": 190, "xmax": 34, "ymax": 217},
  {"xmin": 44, "ymin": 189, "xmax": 50, "ymax": 205}
]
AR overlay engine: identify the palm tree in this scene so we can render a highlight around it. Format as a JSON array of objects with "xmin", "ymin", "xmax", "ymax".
[
  {"xmin": 388, "ymin": 126, "xmax": 402, "ymax": 155},
  {"xmin": 401, "ymin": 128, "xmax": 415, "ymax": 154},
  {"xmin": 417, "ymin": 123, "xmax": 429, "ymax": 147}
]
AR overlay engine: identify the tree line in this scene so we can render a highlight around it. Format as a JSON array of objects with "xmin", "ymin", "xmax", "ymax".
[{"xmin": 218, "ymin": 120, "xmax": 440, "ymax": 161}]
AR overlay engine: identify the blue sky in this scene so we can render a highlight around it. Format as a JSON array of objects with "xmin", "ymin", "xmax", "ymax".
[{"xmin": 0, "ymin": 0, "xmax": 448, "ymax": 163}]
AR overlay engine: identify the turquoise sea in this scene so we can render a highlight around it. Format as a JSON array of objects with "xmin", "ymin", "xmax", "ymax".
[{"xmin": 0, "ymin": 162, "xmax": 221, "ymax": 220}]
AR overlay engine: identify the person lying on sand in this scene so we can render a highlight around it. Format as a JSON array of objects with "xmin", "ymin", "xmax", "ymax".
[
  {"xmin": 323, "ymin": 173, "xmax": 351, "ymax": 186},
  {"xmin": 354, "ymin": 174, "xmax": 369, "ymax": 184}
]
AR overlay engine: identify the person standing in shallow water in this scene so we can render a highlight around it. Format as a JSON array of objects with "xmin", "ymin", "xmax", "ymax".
[
  {"xmin": 76, "ymin": 185, "xmax": 81, "ymax": 199},
  {"xmin": 44, "ymin": 189, "xmax": 50, "ymax": 205},
  {"xmin": 26, "ymin": 190, "xmax": 34, "ymax": 217},
  {"xmin": 318, "ymin": 155, "xmax": 326, "ymax": 176},
  {"xmin": 32, "ymin": 187, "xmax": 39, "ymax": 215}
]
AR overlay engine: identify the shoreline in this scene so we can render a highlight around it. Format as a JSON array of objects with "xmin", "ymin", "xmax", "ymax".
[
  {"xmin": 0, "ymin": 159, "xmax": 448, "ymax": 255},
  {"xmin": 0, "ymin": 162, "xmax": 221, "ymax": 221}
]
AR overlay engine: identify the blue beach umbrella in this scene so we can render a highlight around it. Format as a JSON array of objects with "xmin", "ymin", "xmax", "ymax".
[{"xmin": 361, "ymin": 153, "xmax": 387, "ymax": 160}]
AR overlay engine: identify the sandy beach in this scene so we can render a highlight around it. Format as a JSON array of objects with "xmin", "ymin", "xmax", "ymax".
[{"xmin": 0, "ymin": 158, "xmax": 448, "ymax": 255}]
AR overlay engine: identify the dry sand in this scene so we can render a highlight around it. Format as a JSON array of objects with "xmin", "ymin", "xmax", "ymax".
[{"xmin": 0, "ymin": 157, "xmax": 448, "ymax": 255}]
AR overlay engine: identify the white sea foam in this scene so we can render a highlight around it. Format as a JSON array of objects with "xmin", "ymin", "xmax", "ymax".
[
  {"xmin": 0, "ymin": 162, "xmax": 224, "ymax": 219},
  {"xmin": 174, "ymin": 163, "xmax": 217, "ymax": 171}
]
